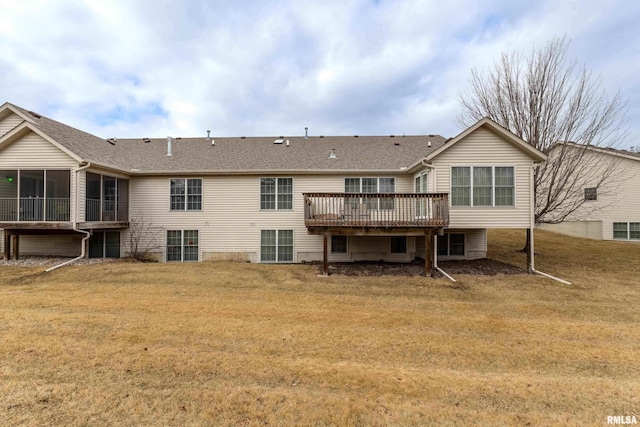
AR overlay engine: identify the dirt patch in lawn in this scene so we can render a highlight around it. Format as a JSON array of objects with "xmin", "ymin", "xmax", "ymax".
[{"xmin": 319, "ymin": 258, "xmax": 526, "ymax": 277}]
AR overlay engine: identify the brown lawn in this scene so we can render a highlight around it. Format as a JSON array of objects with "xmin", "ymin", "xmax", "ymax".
[{"xmin": 0, "ymin": 229, "xmax": 639, "ymax": 426}]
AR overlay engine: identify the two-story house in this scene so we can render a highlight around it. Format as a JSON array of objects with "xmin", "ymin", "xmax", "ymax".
[{"xmin": 0, "ymin": 102, "xmax": 546, "ymax": 275}]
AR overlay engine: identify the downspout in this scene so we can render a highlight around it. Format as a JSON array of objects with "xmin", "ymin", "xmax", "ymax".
[
  {"xmin": 45, "ymin": 162, "xmax": 92, "ymax": 272},
  {"xmin": 526, "ymin": 163, "xmax": 571, "ymax": 284},
  {"xmin": 420, "ymin": 161, "xmax": 454, "ymax": 281},
  {"xmin": 433, "ymin": 233, "xmax": 456, "ymax": 282}
]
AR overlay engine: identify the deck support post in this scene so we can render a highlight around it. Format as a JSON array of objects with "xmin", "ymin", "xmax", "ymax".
[
  {"xmin": 12, "ymin": 234, "xmax": 19, "ymax": 261},
  {"xmin": 322, "ymin": 234, "xmax": 329, "ymax": 276},
  {"xmin": 425, "ymin": 232, "xmax": 433, "ymax": 277},
  {"xmin": 3, "ymin": 231, "xmax": 11, "ymax": 260}
]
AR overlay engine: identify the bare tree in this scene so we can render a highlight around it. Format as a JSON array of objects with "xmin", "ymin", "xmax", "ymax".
[
  {"xmin": 457, "ymin": 37, "xmax": 627, "ymax": 255},
  {"xmin": 124, "ymin": 214, "xmax": 164, "ymax": 262}
]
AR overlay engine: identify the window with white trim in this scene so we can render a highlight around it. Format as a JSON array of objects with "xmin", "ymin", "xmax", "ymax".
[
  {"xmin": 584, "ymin": 187, "xmax": 597, "ymax": 201},
  {"xmin": 260, "ymin": 229, "xmax": 294, "ymax": 262},
  {"xmin": 170, "ymin": 179, "xmax": 202, "ymax": 211},
  {"xmin": 613, "ymin": 222, "xmax": 640, "ymax": 240},
  {"xmin": 438, "ymin": 233, "xmax": 465, "ymax": 256},
  {"xmin": 451, "ymin": 166, "xmax": 514, "ymax": 207},
  {"xmin": 260, "ymin": 178, "xmax": 293, "ymax": 210},
  {"xmin": 344, "ymin": 177, "xmax": 395, "ymax": 209},
  {"xmin": 167, "ymin": 230, "xmax": 199, "ymax": 262}
]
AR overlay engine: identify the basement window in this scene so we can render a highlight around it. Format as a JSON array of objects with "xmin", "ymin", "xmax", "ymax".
[{"xmin": 584, "ymin": 187, "xmax": 597, "ymax": 201}]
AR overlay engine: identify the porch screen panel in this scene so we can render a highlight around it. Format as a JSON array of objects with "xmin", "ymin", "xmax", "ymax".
[
  {"xmin": 20, "ymin": 170, "xmax": 44, "ymax": 221},
  {"xmin": 0, "ymin": 170, "xmax": 17, "ymax": 221},
  {"xmin": 86, "ymin": 172, "xmax": 101, "ymax": 221},
  {"xmin": 117, "ymin": 179, "xmax": 129, "ymax": 221},
  {"xmin": 103, "ymin": 177, "xmax": 117, "ymax": 221},
  {"xmin": 46, "ymin": 170, "xmax": 70, "ymax": 221}
]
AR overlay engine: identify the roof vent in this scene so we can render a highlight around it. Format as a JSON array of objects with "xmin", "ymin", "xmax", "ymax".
[
  {"xmin": 319, "ymin": 135, "xmax": 324, "ymax": 138},
  {"xmin": 167, "ymin": 136, "xmax": 172, "ymax": 156},
  {"xmin": 390, "ymin": 135, "xmax": 395, "ymax": 138},
  {"xmin": 286, "ymin": 140, "xmax": 290, "ymax": 147},
  {"xmin": 274, "ymin": 138, "xmax": 284, "ymax": 144},
  {"xmin": 329, "ymin": 149, "xmax": 337, "ymax": 159},
  {"xmin": 394, "ymin": 142, "xmax": 400, "ymax": 146},
  {"xmin": 241, "ymin": 136, "xmax": 246, "ymax": 139},
  {"xmin": 207, "ymin": 130, "xmax": 214, "ymax": 146},
  {"xmin": 107, "ymin": 138, "xmax": 117, "ymax": 145},
  {"xmin": 142, "ymin": 137, "xmax": 150, "ymax": 143},
  {"xmin": 305, "ymin": 127, "xmax": 308, "ymax": 139},
  {"xmin": 427, "ymin": 140, "xmax": 432, "ymax": 147},
  {"xmin": 354, "ymin": 135, "xmax": 359, "ymax": 138},
  {"xmin": 28, "ymin": 110, "xmax": 42, "ymax": 119}
]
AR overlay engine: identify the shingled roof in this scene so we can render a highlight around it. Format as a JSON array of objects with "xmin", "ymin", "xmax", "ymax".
[{"xmin": 3, "ymin": 103, "xmax": 447, "ymax": 174}]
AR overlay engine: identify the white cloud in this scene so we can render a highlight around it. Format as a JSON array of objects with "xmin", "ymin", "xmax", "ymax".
[{"xmin": 0, "ymin": 0, "xmax": 638, "ymax": 146}]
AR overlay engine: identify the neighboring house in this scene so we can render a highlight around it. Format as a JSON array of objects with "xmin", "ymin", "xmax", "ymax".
[
  {"xmin": 0, "ymin": 102, "xmax": 546, "ymax": 274},
  {"xmin": 538, "ymin": 142, "xmax": 640, "ymax": 241}
]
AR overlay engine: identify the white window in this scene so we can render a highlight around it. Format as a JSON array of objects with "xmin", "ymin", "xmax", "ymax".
[
  {"xmin": 344, "ymin": 177, "xmax": 395, "ymax": 210},
  {"xmin": 167, "ymin": 230, "xmax": 199, "ymax": 262},
  {"xmin": 260, "ymin": 178, "xmax": 293, "ymax": 210},
  {"xmin": 451, "ymin": 166, "xmax": 514, "ymax": 207},
  {"xmin": 170, "ymin": 179, "xmax": 202, "ymax": 211},
  {"xmin": 613, "ymin": 222, "xmax": 640, "ymax": 240},
  {"xmin": 261, "ymin": 229, "xmax": 294, "ymax": 262},
  {"xmin": 438, "ymin": 233, "xmax": 465, "ymax": 256},
  {"xmin": 584, "ymin": 187, "xmax": 597, "ymax": 201}
]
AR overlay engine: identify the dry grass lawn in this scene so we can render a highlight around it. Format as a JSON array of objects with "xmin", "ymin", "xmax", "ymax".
[{"xmin": 1, "ymin": 229, "xmax": 639, "ymax": 426}]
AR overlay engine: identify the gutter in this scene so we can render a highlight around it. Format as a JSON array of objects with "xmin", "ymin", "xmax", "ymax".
[{"xmin": 45, "ymin": 162, "xmax": 92, "ymax": 272}]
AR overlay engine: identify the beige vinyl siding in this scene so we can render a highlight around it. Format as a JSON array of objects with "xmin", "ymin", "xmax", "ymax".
[
  {"xmin": 0, "ymin": 113, "xmax": 23, "ymax": 138},
  {"xmin": 3, "ymin": 235, "xmax": 82, "ymax": 257},
  {"xmin": 126, "ymin": 174, "xmax": 411, "ymax": 262},
  {"xmin": 0, "ymin": 132, "xmax": 78, "ymax": 169},
  {"xmin": 432, "ymin": 126, "xmax": 533, "ymax": 229},
  {"xmin": 550, "ymin": 149, "xmax": 640, "ymax": 240},
  {"xmin": 538, "ymin": 221, "xmax": 603, "ymax": 240}
]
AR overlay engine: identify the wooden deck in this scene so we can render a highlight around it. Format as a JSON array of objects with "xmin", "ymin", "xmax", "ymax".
[{"xmin": 303, "ymin": 192, "xmax": 449, "ymax": 231}]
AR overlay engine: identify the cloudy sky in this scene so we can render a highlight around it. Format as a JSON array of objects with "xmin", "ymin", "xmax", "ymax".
[{"xmin": 1, "ymin": 0, "xmax": 639, "ymax": 147}]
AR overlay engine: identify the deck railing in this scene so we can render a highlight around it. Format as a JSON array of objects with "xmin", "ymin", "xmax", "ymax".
[
  {"xmin": 0, "ymin": 197, "xmax": 70, "ymax": 222},
  {"xmin": 303, "ymin": 193, "xmax": 449, "ymax": 227}
]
